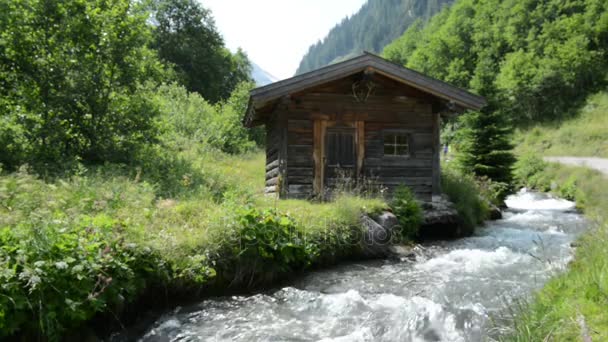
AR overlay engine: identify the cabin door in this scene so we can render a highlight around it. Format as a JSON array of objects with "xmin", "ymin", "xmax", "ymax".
[{"xmin": 324, "ymin": 127, "xmax": 356, "ymax": 192}]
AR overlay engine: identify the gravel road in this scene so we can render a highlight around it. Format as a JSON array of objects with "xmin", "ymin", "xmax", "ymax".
[{"xmin": 544, "ymin": 156, "xmax": 608, "ymax": 175}]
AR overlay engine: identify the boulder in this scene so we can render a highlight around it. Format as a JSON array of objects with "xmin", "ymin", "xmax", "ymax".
[
  {"xmin": 419, "ymin": 195, "xmax": 466, "ymax": 239},
  {"xmin": 360, "ymin": 213, "xmax": 394, "ymax": 257},
  {"xmin": 387, "ymin": 244, "xmax": 417, "ymax": 261},
  {"xmin": 488, "ymin": 204, "xmax": 503, "ymax": 220},
  {"xmin": 374, "ymin": 211, "xmax": 399, "ymax": 231}
]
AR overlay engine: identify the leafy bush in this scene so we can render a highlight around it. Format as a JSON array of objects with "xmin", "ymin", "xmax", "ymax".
[
  {"xmin": 153, "ymin": 82, "xmax": 257, "ymax": 155},
  {"xmin": 215, "ymin": 208, "xmax": 313, "ymax": 286},
  {"xmin": 0, "ymin": 0, "xmax": 168, "ymax": 170},
  {"xmin": 441, "ymin": 168, "xmax": 489, "ymax": 234},
  {"xmin": 390, "ymin": 185, "xmax": 422, "ymax": 241},
  {"xmin": 513, "ymin": 154, "xmax": 551, "ymax": 190},
  {"xmin": 0, "ymin": 162, "xmax": 387, "ymax": 339}
]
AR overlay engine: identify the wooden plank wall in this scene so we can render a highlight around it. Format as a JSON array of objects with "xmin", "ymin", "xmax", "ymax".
[
  {"xmin": 286, "ymin": 119, "xmax": 314, "ymax": 199},
  {"xmin": 279, "ymin": 93, "xmax": 436, "ymax": 201}
]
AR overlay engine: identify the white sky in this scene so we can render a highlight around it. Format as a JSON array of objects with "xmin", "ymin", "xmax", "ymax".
[{"xmin": 202, "ymin": 0, "xmax": 367, "ymax": 80}]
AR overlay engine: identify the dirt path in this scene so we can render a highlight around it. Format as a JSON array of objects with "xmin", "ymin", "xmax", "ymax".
[{"xmin": 544, "ymin": 157, "xmax": 608, "ymax": 176}]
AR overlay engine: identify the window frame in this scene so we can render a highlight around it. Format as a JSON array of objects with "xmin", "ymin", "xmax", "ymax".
[{"xmin": 382, "ymin": 130, "xmax": 412, "ymax": 158}]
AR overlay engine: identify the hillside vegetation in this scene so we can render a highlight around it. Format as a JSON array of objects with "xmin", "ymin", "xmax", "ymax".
[
  {"xmin": 516, "ymin": 90, "xmax": 608, "ymax": 158},
  {"xmin": 296, "ymin": 0, "xmax": 452, "ymax": 74}
]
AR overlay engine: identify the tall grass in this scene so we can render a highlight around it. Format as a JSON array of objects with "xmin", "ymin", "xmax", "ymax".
[
  {"xmin": 504, "ymin": 156, "xmax": 608, "ymax": 341},
  {"xmin": 515, "ymin": 90, "xmax": 608, "ymax": 158},
  {"xmin": 0, "ymin": 150, "xmax": 389, "ymax": 339}
]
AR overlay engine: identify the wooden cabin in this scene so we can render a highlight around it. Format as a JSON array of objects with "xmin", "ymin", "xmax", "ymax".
[{"xmin": 243, "ymin": 52, "xmax": 486, "ymax": 201}]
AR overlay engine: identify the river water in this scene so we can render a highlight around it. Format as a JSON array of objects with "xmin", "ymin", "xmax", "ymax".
[{"xmin": 135, "ymin": 190, "xmax": 587, "ymax": 341}]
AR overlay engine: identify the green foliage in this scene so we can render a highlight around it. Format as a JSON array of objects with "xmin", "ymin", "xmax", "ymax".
[
  {"xmin": 513, "ymin": 154, "xmax": 550, "ymax": 190},
  {"xmin": 0, "ymin": 155, "xmax": 387, "ymax": 339},
  {"xmin": 0, "ymin": 0, "xmax": 169, "ymax": 170},
  {"xmin": 505, "ymin": 163, "xmax": 608, "ymax": 341},
  {"xmin": 453, "ymin": 109, "xmax": 516, "ymax": 184},
  {"xmin": 152, "ymin": 82, "xmax": 257, "ymax": 154},
  {"xmin": 296, "ymin": 0, "xmax": 452, "ymax": 74},
  {"xmin": 441, "ymin": 167, "xmax": 489, "ymax": 233},
  {"xmin": 390, "ymin": 185, "xmax": 422, "ymax": 241},
  {"xmin": 515, "ymin": 90, "xmax": 608, "ymax": 158},
  {"xmin": 383, "ymin": 0, "xmax": 608, "ymax": 125},
  {"xmin": 151, "ymin": 0, "xmax": 252, "ymax": 102}
]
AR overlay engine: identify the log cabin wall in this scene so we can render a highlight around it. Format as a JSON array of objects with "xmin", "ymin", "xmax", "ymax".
[
  {"xmin": 278, "ymin": 90, "xmax": 436, "ymax": 202},
  {"xmin": 264, "ymin": 119, "xmax": 281, "ymax": 196},
  {"xmin": 250, "ymin": 54, "xmax": 487, "ymax": 202}
]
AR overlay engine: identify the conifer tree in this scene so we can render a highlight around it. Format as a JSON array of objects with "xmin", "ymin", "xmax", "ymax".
[{"xmin": 453, "ymin": 106, "xmax": 515, "ymax": 186}]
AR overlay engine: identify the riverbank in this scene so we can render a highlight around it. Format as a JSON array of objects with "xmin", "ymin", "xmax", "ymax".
[
  {"xmin": 128, "ymin": 187, "xmax": 584, "ymax": 340},
  {"xmin": 0, "ymin": 151, "xmax": 493, "ymax": 340},
  {"xmin": 506, "ymin": 157, "xmax": 608, "ymax": 341}
]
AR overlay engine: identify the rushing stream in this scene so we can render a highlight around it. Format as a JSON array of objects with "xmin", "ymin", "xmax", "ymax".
[{"xmin": 133, "ymin": 190, "xmax": 587, "ymax": 341}]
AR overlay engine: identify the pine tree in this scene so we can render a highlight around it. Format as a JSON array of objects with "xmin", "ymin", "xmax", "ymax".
[{"xmin": 453, "ymin": 106, "xmax": 515, "ymax": 186}]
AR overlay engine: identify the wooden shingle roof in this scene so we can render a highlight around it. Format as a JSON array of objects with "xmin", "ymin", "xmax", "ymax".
[{"xmin": 244, "ymin": 52, "xmax": 486, "ymax": 127}]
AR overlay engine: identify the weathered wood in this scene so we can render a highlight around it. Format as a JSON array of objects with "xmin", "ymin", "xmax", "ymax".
[
  {"xmin": 266, "ymin": 177, "xmax": 279, "ymax": 186},
  {"xmin": 313, "ymin": 119, "xmax": 326, "ymax": 196},
  {"xmin": 431, "ymin": 112, "xmax": 441, "ymax": 195},
  {"xmin": 287, "ymin": 167, "xmax": 314, "ymax": 176},
  {"xmin": 266, "ymin": 167, "xmax": 279, "ymax": 180},
  {"xmin": 265, "ymin": 159, "xmax": 279, "ymax": 172},
  {"xmin": 288, "ymin": 184, "xmax": 313, "ymax": 195},
  {"xmin": 356, "ymin": 120, "xmax": 365, "ymax": 178},
  {"xmin": 265, "ymin": 185, "xmax": 277, "ymax": 194},
  {"xmin": 287, "ymin": 176, "xmax": 314, "ymax": 184},
  {"xmin": 364, "ymin": 157, "xmax": 432, "ymax": 168},
  {"xmin": 277, "ymin": 102, "xmax": 289, "ymax": 198}
]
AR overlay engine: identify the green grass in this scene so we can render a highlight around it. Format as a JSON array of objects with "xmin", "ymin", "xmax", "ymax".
[
  {"xmin": 515, "ymin": 90, "xmax": 608, "ymax": 158},
  {"xmin": 0, "ymin": 149, "xmax": 390, "ymax": 339},
  {"xmin": 506, "ymin": 156, "xmax": 608, "ymax": 340}
]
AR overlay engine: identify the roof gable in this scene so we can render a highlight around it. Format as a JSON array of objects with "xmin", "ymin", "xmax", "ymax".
[{"xmin": 244, "ymin": 52, "xmax": 486, "ymax": 127}]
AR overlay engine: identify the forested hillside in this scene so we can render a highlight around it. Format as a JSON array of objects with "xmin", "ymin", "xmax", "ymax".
[
  {"xmin": 382, "ymin": 0, "xmax": 607, "ymax": 186},
  {"xmin": 296, "ymin": 0, "xmax": 452, "ymax": 74},
  {"xmin": 383, "ymin": 0, "xmax": 608, "ymax": 124}
]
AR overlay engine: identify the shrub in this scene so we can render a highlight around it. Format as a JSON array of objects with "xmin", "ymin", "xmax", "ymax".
[
  {"xmin": 390, "ymin": 185, "xmax": 423, "ymax": 241},
  {"xmin": 441, "ymin": 168, "xmax": 489, "ymax": 234},
  {"xmin": 513, "ymin": 154, "xmax": 550, "ymax": 190}
]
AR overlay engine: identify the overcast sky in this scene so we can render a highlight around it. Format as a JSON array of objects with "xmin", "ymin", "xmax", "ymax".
[{"xmin": 202, "ymin": 0, "xmax": 367, "ymax": 80}]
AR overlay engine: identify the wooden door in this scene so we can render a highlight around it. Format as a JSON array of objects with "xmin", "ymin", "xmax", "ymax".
[{"xmin": 324, "ymin": 127, "xmax": 356, "ymax": 190}]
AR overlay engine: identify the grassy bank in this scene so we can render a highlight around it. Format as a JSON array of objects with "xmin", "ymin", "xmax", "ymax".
[
  {"xmin": 505, "ymin": 159, "xmax": 608, "ymax": 338},
  {"xmin": 514, "ymin": 90, "xmax": 608, "ymax": 159},
  {"xmin": 0, "ymin": 151, "xmax": 388, "ymax": 339}
]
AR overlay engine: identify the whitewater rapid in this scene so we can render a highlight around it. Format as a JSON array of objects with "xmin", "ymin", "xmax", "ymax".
[{"xmin": 127, "ymin": 190, "xmax": 587, "ymax": 342}]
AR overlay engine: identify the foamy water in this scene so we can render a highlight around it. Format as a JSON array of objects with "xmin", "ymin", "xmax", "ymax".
[{"xmin": 125, "ymin": 190, "xmax": 586, "ymax": 342}]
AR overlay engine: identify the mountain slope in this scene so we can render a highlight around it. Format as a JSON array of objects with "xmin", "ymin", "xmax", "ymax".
[
  {"xmin": 296, "ymin": 0, "xmax": 453, "ymax": 74},
  {"xmin": 251, "ymin": 62, "xmax": 279, "ymax": 86}
]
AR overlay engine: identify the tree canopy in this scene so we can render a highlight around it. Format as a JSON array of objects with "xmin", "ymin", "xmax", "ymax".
[
  {"xmin": 383, "ymin": 0, "xmax": 608, "ymax": 184},
  {"xmin": 0, "ymin": 0, "xmax": 167, "ymax": 168},
  {"xmin": 151, "ymin": 0, "xmax": 252, "ymax": 102}
]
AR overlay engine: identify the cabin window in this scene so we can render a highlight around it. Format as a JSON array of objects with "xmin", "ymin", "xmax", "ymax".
[{"xmin": 383, "ymin": 132, "xmax": 410, "ymax": 156}]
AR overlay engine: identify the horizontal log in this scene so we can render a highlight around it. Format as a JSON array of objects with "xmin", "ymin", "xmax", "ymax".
[
  {"xmin": 266, "ymin": 167, "xmax": 279, "ymax": 179},
  {"xmin": 364, "ymin": 157, "xmax": 432, "ymax": 168},
  {"xmin": 266, "ymin": 177, "xmax": 279, "ymax": 186},
  {"xmin": 288, "ymin": 135, "xmax": 313, "ymax": 145},
  {"xmin": 288, "ymin": 176, "xmax": 313, "ymax": 184},
  {"xmin": 265, "ymin": 159, "xmax": 279, "ymax": 172},
  {"xmin": 265, "ymin": 186, "xmax": 277, "ymax": 194},
  {"xmin": 363, "ymin": 167, "xmax": 432, "ymax": 178},
  {"xmin": 287, "ymin": 167, "xmax": 313, "ymax": 177},
  {"xmin": 374, "ymin": 177, "xmax": 432, "ymax": 186},
  {"xmin": 288, "ymin": 184, "xmax": 313, "ymax": 194}
]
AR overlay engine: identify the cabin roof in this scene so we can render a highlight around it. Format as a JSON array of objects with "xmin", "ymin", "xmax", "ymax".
[{"xmin": 244, "ymin": 52, "xmax": 487, "ymax": 127}]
